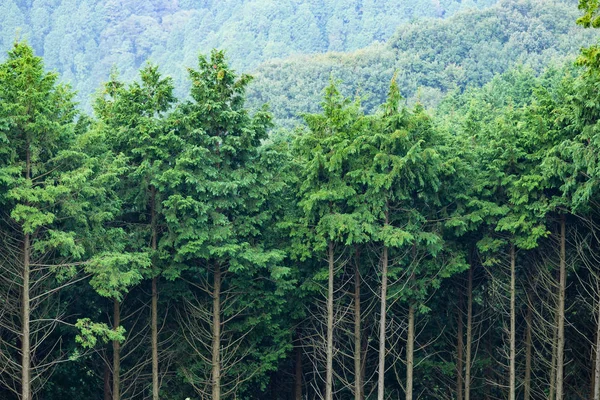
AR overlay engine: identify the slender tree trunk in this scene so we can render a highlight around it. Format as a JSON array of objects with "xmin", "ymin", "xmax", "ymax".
[
  {"xmin": 295, "ymin": 340, "xmax": 303, "ymax": 400},
  {"xmin": 465, "ymin": 265, "xmax": 473, "ymax": 400},
  {"xmin": 556, "ymin": 215, "xmax": 566, "ymax": 400},
  {"xmin": 406, "ymin": 303, "xmax": 415, "ymax": 400},
  {"xmin": 326, "ymin": 241, "xmax": 334, "ymax": 400},
  {"xmin": 524, "ymin": 300, "xmax": 532, "ymax": 400},
  {"xmin": 549, "ymin": 304, "xmax": 558, "ymax": 400},
  {"xmin": 509, "ymin": 243, "xmax": 516, "ymax": 400},
  {"xmin": 457, "ymin": 287, "xmax": 464, "ymax": 400},
  {"xmin": 484, "ymin": 288, "xmax": 492, "ymax": 400},
  {"xmin": 113, "ymin": 299, "xmax": 121, "ymax": 400},
  {"xmin": 21, "ymin": 232, "xmax": 31, "ymax": 400},
  {"xmin": 104, "ymin": 359, "xmax": 112, "ymax": 400},
  {"xmin": 594, "ymin": 297, "xmax": 600, "ymax": 400},
  {"xmin": 360, "ymin": 330, "xmax": 368, "ymax": 399},
  {"xmin": 21, "ymin": 144, "xmax": 31, "ymax": 400},
  {"xmin": 377, "ymin": 244, "xmax": 388, "ymax": 400},
  {"xmin": 212, "ymin": 264, "xmax": 222, "ymax": 400},
  {"xmin": 378, "ymin": 210, "xmax": 389, "ymax": 400},
  {"xmin": 354, "ymin": 250, "xmax": 363, "ymax": 400},
  {"xmin": 151, "ymin": 186, "xmax": 159, "ymax": 400}
]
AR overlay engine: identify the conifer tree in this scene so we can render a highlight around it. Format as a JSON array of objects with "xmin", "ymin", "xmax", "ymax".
[
  {"xmin": 93, "ymin": 63, "xmax": 177, "ymax": 400},
  {"xmin": 292, "ymin": 81, "xmax": 368, "ymax": 400},
  {"xmin": 0, "ymin": 41, "xmax": 122, "ymax": 400},
  {"xmin": 162, "ymin": 50, "xmax": 288, "ymax": 400}
]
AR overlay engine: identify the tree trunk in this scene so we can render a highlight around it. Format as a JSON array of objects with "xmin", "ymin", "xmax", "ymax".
[
  {"xmin": 556, "ymin": 215, "xmax": 566, "ymax": 400},
  {"xmin": 465, "ymin": 265, "xmax": 473, "ymax": 400},
  {"xmin": 326, "ymin": 241, "xmax": 334, "ymax": 400},
  {"xmin": 113, "ymin": 299, "xmax": 121, "ymax": 400},
  {"xmin": 378, "ymin": 210, "xmax": 389, "ymax": 400},
  {"xmin": 549, "ymin": 304, "xmax": 558, "ymax": 400},
  {"xmin": 212, "ymin": 264, "xmax": 222, "ymax": 400},
  {"xmin": 406, "ymin": 303, "xmax": 415, "ymax": 400},
  {"xmin": 594, "ymin": 297, "xmax": 600, "ymax": 400},
  {"xmin": 151, "ymin": 187, "xmax": 159, "ymax": 400},
  {"xmin": 104, "ymin": 359, "xmax": 112, "ymax": 400},
  {"xmin": 295, "ymin": 341, "xmax": 303, "ymax": 400},
  {"xmin": 484, "ymin": 288, "xmax": 492, "ymax": 400},
  {"xmin": 377, "ymin": 245, "xmax": 388, "ymax": 400},
  {"xmin": 354, "ymin": 250, "xmax": 363, "ymax": 400},
  {"xmin": 21, "ymin": 143, "xmax": 31, "ymax": 400},
  {"xmin": 457, "ymin": 287, "xmax": 464, "ymax": 400},
  {"xmin": 21, "ymin": 232, "xmax": 31, "ymax": 400},
  {"xmin": 509, "ymin": 243, "xmax": 516, "ymax": 400},
  {"xmin": 524, "ymin": 300, "xmax": 532, "ymax": 400}
]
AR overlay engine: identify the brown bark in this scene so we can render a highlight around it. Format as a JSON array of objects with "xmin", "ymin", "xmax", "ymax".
[
  {"xmin": 354, "ymin": 250, "xmax": 363, "ymax": 400},
  {"xmin": 457, "ymin": 287, "xmax": 464, "ymax": 400},
  {"xmin": 113, "ymin": 299, "xmax": 121, "ymax": 400},
  {"xmin": 549, "ymin": 304, "xmax": 558, "ymax": 400},
  {"xmin": 484, "ymin": 293, "xmax": 492, "ymax": 400},
  {"xmin": 465, "ymin": 265, "xmax": 473, "ymax": 400},
  {"xmin": 377, "ymin": 244, "xmax": 388, "ymax": 400},
  {"xmin": 594, "ymin": 298, "xmax": 600, "ymax": 400},
  {"xmin": 151, "ymin": 186, "xmax": 159, "ymax": 400},
  {"xmin": 378, "ymin": 210, "xmax": 389, "ymax": 400},
  {"xmin": 556, "ymin": 215, "xmax": 566, "ymax": 400},
  {"xmin": 326, "ymin": 241, "xmax": 334, "ymax": 400},
  {"xmin": 21, "ymin": 232, "xmax": 31, "ymax": 400},
  {"xmin": 524, "ymin": 300, "xmax": 532, "ymax": 400},
  {"xmin": 212, "ymin": 264, "xmax": 222, "ymax": 400},
  {"xmin": 509, "ymin": 243, "xmax": 516, "ymax": 400},
  {"xmin": 295, "ymin": 341, "xmax": 303, "ymax": 400},
  {"xmin": 406, "ymin": 304, "xmax": 415, "ymax": 400},
  {"xmin": 21, "ymin": 143, "xmax": 31, "ymax": 400}
]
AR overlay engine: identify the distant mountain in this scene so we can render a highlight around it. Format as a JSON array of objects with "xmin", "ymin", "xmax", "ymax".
[
  {"xmin": 0, "ymin": 0, "xmax": 499, "ymax": 108},
  {"xmin": 246, "ymin": 0, "xmax": 598, "ymax": 127}
]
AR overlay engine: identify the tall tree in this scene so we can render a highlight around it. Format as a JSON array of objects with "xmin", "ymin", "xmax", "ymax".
[
  {"xmin": 293, "ymin": 80, "xmax": 368, "ymax": 400},
  {"xmin": 94, "ymin": 63, "xmax": 177, "ymax": 400},
  {"xmin": 162, "ymin": 50, "xmax": 289, "ymax": 400},
  {"xmin": 0, "ymin": 41, "xmax": 123, "ymax": 400}
]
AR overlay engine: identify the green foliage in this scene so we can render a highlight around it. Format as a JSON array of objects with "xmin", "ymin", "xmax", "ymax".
[
  {"xmin": 74, "ymin": 318, "xmax": 125, "ymax": 349},
  {"xmin": 577, "ymin": 0, "xmax": 600, "ymax": 27},
  {"xmin": 248, "ymin": 0, "xmax": 596, "ymax": 127},
  {"xmin": 4, "ymin": 4, "xmax": 600, "ymax": 399},
  {"xmin": 0, "ymin": 0, "xmax": 499, "ymax": 111},
  {"xmin": 160, "ymin": 50, "xmax": 291, "ymax": 396}
]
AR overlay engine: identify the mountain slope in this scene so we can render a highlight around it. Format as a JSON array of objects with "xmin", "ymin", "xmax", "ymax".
[
  {"xmin": 247, "ymin": 0, "xmax": 598, "ymax": 126},
  {"xmin": 0, "ymin": 0, "xmax": 499, "ymax": 108}
]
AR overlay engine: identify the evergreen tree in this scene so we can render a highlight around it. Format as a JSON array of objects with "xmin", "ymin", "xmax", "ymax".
[{"xmin": 162, "ymin": 50, "xmax": 289, "ymax": 399}]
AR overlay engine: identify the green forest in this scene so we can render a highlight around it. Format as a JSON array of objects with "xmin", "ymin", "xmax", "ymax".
[
  {"xmin": 4, "ymin": 1, "xmax": 600, "ymax": 400},
  {"xmin": 0, "ymin": 0, "xmax": 497, "ymax": 109}
]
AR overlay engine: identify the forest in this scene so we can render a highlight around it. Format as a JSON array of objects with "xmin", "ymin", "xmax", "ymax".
[
  {"xmin": 0, "ymin": 0, "xmax": 497, "ymax": 110},
  {"xmin": 3, "ymin": 0, "xmax": 600, "ymax": 400}
]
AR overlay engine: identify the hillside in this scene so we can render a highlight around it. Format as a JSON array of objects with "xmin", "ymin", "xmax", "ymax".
[
  {"xmin": 0, "ymin": 0, "xmax": 498, "ymax": 108},
  {"xmin": 247, "ymin": 0, "xmax": 599, "ymax": 126}
]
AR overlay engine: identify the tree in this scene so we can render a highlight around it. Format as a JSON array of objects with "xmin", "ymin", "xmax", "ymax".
[
  {"xmin": 94, "ymin": 62, "xmax": 177, "ymax": 400},
  {"xmin": 0, "ymin": 41, "xmax": 120, "ymax": 400},
  {"xmin": 292, "ymin": 80, "xmax": 369, "ymax": 400},
  {"xmin": 162, "ymin": 50, "xmax": 289, "ymax": 400}
]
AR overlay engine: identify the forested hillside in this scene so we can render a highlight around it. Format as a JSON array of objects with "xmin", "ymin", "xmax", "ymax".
[
  {"xmin": 247, "ymin": 0, "xmax": 598, "ymax": 126},
  {"xmin": 5, "ymin": 1, "xmax": 600, "ymax": 400},
  {"xmin": 0, "ymin": 0, "xmax": 497, "ymax": 108}
]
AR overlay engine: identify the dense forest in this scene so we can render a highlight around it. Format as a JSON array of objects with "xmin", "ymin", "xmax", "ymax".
[
  {"xmin": 0, "ymin": 0, "xmax": 497, "ymax": 109},
  {"xmin": 4, "ymin": 1, "xmax": 600, "ymax": 400}
]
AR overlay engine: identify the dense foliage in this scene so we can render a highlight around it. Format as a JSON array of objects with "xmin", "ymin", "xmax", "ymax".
[
  {"xmin": 4, "ymin": 1, "xmax": 600, "ymax": 400},
  {"xmin": 0, "ymin": 0, "xmax": 497, "ymax": 109},
  {"xmin": 248, "ymin": 0, "xmax": 598, "ymax": 126}
]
